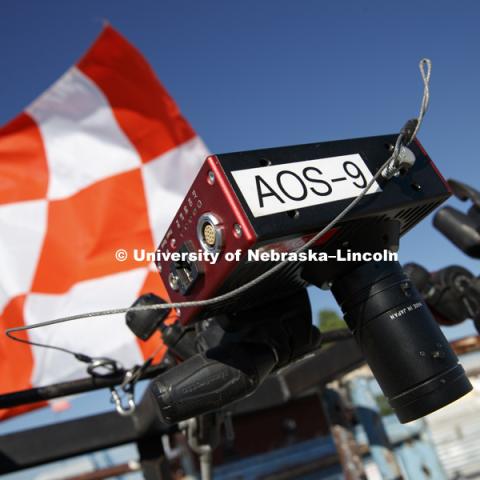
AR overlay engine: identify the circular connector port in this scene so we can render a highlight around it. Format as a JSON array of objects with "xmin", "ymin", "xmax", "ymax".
[
  {"xmin": 197, "ymin": 213, "xmax": 224, "ymax": 253},
  {"xmin": 202, "ymin": 223, "xmax": 217, "ymax": 247}
]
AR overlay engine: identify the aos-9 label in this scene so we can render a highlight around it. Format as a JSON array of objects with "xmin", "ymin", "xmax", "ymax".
[{"xmin": 231, "ymin": 153, "xmax": 382, "ymax": 217}]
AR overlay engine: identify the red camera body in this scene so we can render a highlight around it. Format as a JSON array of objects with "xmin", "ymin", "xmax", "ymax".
[{"xmin": 155, "ymin": 135, "xmax": 450, "ymax": 325}]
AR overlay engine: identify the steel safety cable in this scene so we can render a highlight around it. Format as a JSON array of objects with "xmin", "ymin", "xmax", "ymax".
[{"xmin": 5, "ymin": 59, "xmax": 432, "ymax": 359}]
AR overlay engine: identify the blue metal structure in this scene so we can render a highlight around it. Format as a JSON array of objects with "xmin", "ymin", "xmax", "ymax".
[
  {"xmin": 349, "ymin": 377, "xmax": 447, "ymax": 480},
  {"xmin": 214, "ymin": 436, "xmax": 343, "ymax": 480}
]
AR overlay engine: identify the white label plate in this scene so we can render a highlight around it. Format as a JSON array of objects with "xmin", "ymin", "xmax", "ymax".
[{"xmin": 231, "ymin": 153, "xmax": 381, "ymax": 217}]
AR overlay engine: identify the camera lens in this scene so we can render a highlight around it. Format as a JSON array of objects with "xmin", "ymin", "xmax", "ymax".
[{"xmin": 331, "ymin": 261, "xmax": 472, "ymax": 423}]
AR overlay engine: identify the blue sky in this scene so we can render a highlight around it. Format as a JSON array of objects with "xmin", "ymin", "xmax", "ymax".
[
  {"xmin": 1, "ymin": 0, "xmax": 478, "ymax": 333},
  {"xmin": 0, "ymin": 0, "xmax": 479, "ymax": 466}
]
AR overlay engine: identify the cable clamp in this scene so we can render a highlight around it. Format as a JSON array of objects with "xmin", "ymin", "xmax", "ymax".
[
  {"xmin": 382, "ymin": 143, "xmax": 416, "ymax": 179},
  {"xmin": 110, "ymin": 365, "xmax": 149, "ymax": 416},
  {"xmin": 110, "ymin": 385, "xmax": 136, "ymax": 416}
]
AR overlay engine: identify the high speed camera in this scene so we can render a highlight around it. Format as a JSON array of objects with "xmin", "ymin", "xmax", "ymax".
[
  {"xmin": 146, "ymin": 134, "xmax": 472, "ymax": 424},
  {"xmin": 155, "ymin": 134, "xmax": 449, "ymax": 325}
]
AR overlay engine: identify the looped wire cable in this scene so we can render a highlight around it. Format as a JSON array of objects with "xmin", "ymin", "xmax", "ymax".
[
  {"xmin": 5, "ymin": 58, "xmax": 433, "ymax": 362},
  {"xmin": 3, "ymin": 156, "xmax": 399, "ymax": 339},
  {"xmin": 408, "ymin": 58, "xmax": 432, "ymax": 144}
]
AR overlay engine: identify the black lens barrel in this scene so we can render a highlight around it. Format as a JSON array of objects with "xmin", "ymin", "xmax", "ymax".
[{"xmin": 331, "ymin": 261, "xmax": 472, "ymax": 423}]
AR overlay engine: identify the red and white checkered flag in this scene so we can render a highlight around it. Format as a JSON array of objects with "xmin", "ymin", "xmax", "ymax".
[{"xmin": 0, "ymin": 26, "xmax": 208, "ymax": 419}]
